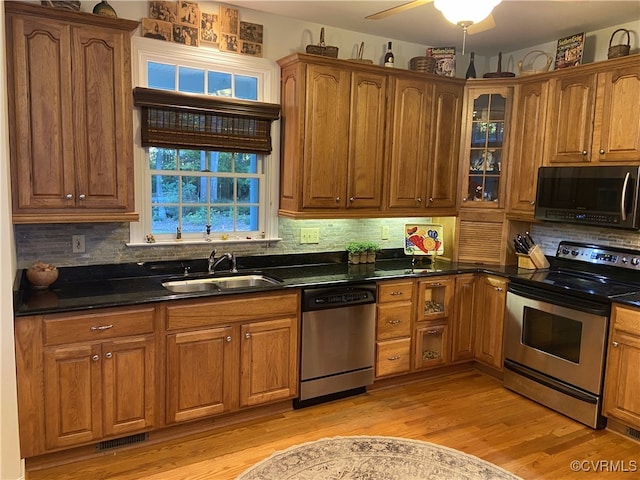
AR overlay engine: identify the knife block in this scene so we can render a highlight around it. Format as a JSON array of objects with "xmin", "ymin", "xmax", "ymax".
[{"xmin": 517, "ymin": 245, "xmax": 550, "ymax": 270}]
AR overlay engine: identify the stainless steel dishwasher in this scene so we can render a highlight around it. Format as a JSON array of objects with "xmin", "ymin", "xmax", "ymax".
[{"xmin": 295, "ymin": 283, "xmax": 377, "ymax": 408}]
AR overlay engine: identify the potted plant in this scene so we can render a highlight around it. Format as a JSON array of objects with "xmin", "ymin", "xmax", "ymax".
[
  {"xmin": 346, "ymin": 242, "xmax": 380, "ymax": 264},
  {"xmin": 363, "ymin": 241, "xmax": 381, "ymax": 263}
]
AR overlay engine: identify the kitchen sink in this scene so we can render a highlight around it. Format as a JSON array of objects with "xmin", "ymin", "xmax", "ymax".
[{"xmin": 162, "ymin": 274, "xmax": 282, "ymax": 293}]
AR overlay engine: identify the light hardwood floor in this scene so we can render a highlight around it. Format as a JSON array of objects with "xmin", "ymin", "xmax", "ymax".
[{"xmin": 26, "ymin": 370, "xmax": 639, "ymax": 480}]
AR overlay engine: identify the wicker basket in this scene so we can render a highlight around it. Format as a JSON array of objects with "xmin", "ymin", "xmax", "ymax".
[
  {"xmin": 608, "ymin": 28, "xmax": 630, "ymax": 59},
  {"xmin": 517, "ymin": 50, "xmax": 553, "ymax": 76},
  {"xmin": 306, "ymin": 27, "xmax": 338, "ymax": 58},
  {"xmin": 409, "ymin": 56, "xmax": 436, "ymax": 74}
]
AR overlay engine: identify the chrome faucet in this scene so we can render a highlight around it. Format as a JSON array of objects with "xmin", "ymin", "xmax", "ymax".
[{"xmin": 208, "ymin": 249, "xmax": 238, "ymax": 274}]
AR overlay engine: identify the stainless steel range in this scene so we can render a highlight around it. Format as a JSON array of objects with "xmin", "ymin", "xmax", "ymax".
[{"xmin": 504, "ymin": 241, "xmax": 640, "ymax": 429}]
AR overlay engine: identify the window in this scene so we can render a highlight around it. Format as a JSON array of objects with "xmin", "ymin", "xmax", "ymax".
[{"xmin": 130, "ymin": 38, "xmax": 280, "ymax": 243}]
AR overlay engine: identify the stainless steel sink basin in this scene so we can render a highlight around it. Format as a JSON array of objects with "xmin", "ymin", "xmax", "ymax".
[{"xmin": 162, "ymin": 274, "xmax": 282, "ymax": 293}]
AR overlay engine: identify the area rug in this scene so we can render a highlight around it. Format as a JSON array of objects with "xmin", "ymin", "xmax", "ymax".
[{"xmin": 237, "ymin": 435, "xmax": 521, "ymax": 480}]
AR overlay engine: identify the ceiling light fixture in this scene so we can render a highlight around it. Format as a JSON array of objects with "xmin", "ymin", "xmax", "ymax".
[{"xmin": 433, "ymin": 0, "xmax": 502, "ymax": 54}]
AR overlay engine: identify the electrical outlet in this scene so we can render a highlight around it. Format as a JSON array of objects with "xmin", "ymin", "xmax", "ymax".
[
  {"xmin": 381, "ymin": 225, "xmax": 390, "ymax": 240},
  {"xmin": 72, "ymin": 235, "xmax": 85, "ymax": 253},
  {"xmin": 300, "ymin": 227, "xmax": 320, "ymax": 244}
]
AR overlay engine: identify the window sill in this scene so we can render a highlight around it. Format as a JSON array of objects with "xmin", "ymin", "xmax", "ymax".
[{"xmin": 126, "ymin": 237, "xmax": 282, "ymax": 248}]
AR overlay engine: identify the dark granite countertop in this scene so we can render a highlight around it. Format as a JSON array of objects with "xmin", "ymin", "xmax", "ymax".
[
  {"xmin": 13, "ymin": 250, "xmax": 522, "ymax": 316},
  {"xmin": 612, "ymin": 292, "xmax": 640, "ymax": 309}
]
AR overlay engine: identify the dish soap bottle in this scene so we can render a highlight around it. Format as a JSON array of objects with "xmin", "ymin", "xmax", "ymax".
[
  {"xmin": 384, "ymin": 42, "xmax": 394, "ymax": 67},
  {"xmin": 465, "ymin": 52, "xmax": 477, "ymax": 79}
]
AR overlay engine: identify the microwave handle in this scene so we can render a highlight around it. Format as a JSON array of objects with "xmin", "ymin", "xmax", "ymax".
[{"xmin": 620, "ymin": 172, "xmax": 630, "ymax": 222}]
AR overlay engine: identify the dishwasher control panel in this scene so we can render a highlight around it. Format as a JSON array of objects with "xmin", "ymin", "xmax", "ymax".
[{"xmin": 302, "ymin": 284, "xmax": 377, "ymax": 311}]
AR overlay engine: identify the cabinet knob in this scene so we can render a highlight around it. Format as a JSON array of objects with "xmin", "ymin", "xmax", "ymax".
[
  {"xmin": 387, "ymin": 355, "xmax": 401, "ymax": 361},
  {"xmin": 582, "ymin": 150, "xmax": 588, "ymax": 156},
  {"xmin": 335, "ymin": 197, "xmax": 341, "ymax": 202},
  {"xmin": 79, "ymin": 194, "xmax": 86, "ymax": 200},
  {"xmin": 495, "ymin": 287, "xmax": 503, "ymax": 292},
  {"xmin": 245, "ymin": 332, "xmax": 251, "ymax": 339},
  {"xmin": 105, "ymin": 352, "xmax": 112, "ymax": 359},
  {"xmin": 66, "ymin": 194, "xmax": 73, "ymax": 200},
  {"xmin": 417, "ymin": 197, "xmax": 422, "ymax": 203},
  {"xmin": 599, "ymin": 149, "xmax": 605, "ymax": 155},
  {"xmin": 530, "ymin": 201, "xmax": 535, "ymax": 206},
  {"xmin": 226, "ymin": 336, "xmax": 232, "ymax": 342},
  {"xmin": 462, "ymin": 197, "xmax": 468, "ymax": 202},
  {"xmin": 429, "ymin": 197, "xmax": 434, "ymax": 203},
  {"xmin": 91, "ymin": 354, "xmax": 100, "ymax": 362},
  {"xmin": 90, "ymin": 324, "xmax": 113, "ymax": 331},
  {"xmin": 612, "ymin": 341, "xmax": 619, "ymax": 347},
  {"xmin": 349, "ymin": 197, "xmax": 354, "ymax": 202}
]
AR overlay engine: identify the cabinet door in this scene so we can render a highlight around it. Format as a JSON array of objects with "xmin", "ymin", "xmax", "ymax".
[
  {"xmin": 44, "ymin": 343, "xmax": 102, "ymax": 449},
  {"xmin": 414, "ymin": 323, "xmax": 448, "ymax": 370},
  {"xmin": 545, "ymin": 72, "xmax": 597, "ymax": 164},
  {"xmin": 416, "ymin": 277, "xmax": 454, "ymax": 321},
  {"xmin": 376, "ymin": 338, "xmax": 411, "ymax": 377},
  {"xmin": 474, "ymin": 276, "xmax": 507, "ymax": 369},
  {"xmin": 387, "ymin": 77, "xmax": 433, "ymax": 209},
  {"xmin": 240, "ymin": 317, "xmax": 298, "ymax": 407},
  {"xmin": 427, "ymin": 81, "xmax": 463, "ymax": 209},
  {"xmin": 593, "ymin": 64, "xmax": 640, "ymax": 162},
  {"xmin": 102, "ymin": 335, "xmax": 155, "ymax": 437},
  {"xmin": 71, "ymin": 26, "xmax": 133, "ymax": 209},
  {"xmin": 166, "ymin": 326, "xmax": 235, "ymax": 423},
  {"xmin": 507, "ymin": 79, "xmax": 549, "ymax": 218},
  {"xmin": 603, "ymin": 306, "xmax": 640, "ymax": 429},
  {"xmin": 451, "ymin": 274, "xmax": 476, "ymax": 362},
  {"xmin": 8, "ymin": 14, "xmax": 75, "ymax": 210},
  {"xmin": 347, "ymin": 71, "xmax": 387, "ymax": 209},
  {"xmin": 302, "ymin": 64, "xmax": 350, "ymax": 208}
]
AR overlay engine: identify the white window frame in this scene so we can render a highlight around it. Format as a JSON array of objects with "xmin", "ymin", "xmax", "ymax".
[{"xmin": 129, "ymin": 37, "xmax": 280, "ymax": 245}]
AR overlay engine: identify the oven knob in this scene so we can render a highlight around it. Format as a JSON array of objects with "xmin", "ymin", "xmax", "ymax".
[
  {"xmin": 621, "ymin": 257, "xmax": 629, "ymax": 264},
  {"xmin": 561, "ymin": 248, "xmax": 570, "ymax": 255},
  {"xmin": 571, "ymin": 250, "xmax": 579, "ymax": 256},
  {"xmin": 631, "ymin": 258, "xmax": 640, "ymax": 266}
]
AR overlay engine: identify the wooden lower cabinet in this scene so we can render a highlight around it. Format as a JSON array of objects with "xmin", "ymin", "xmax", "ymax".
[
  {"xmin": 414, "ymin": 322, "xmax": 448, "ymax": 369},
  {"xmin": 603, "ymin": 304, "xmax": 640, "ymax": 429},
  {"xmin": 451, "ymin": 274, "xmax": 476, "ymax": 362},
  {"xmin": 474, "ymin": 275, "xmax": 508, "ymax": 370},
  {"xmin": 164, "ymin": 291, "xmax": 300, "ymax": 424},
  {"xmin": 376, "ymin": 338, "xmax": 412, "ymax": 377}
]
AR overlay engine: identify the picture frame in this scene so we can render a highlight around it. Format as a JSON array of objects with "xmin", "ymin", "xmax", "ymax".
[
  {"xmin": 200, "ymin": 11, "xmax": 219, "ymax": 45},
  {"xmin": 554, "ymin": 32, "xmax": 585, "ymax": 69},
  {"xmin": 142, "ymin": 17, "xmax": 172, "ymax": 42},
  {"xmin": 240, "ymin": 41, "xmax": 262, "ymax": 57},
  {"xmin": 220, "ymin": 6, "xmax": 239, "ymax": 35},
  {"xmin": 239, "ymin": 21, "xmax": 263, "ymax": 44},
  {"xmin": 148, "ymin": 1, "xmax": 176, "ymax": 23},
  {"xmin": 177, "ymin": 1, "xmax": 199, "ymax": 28},
  {"xmin": 173, "ymin": 24, "xmax": 199, "ymax": 47},
  {"xmin": 220, "ymin": 33, "xmax": 239, "ymax": 53}
]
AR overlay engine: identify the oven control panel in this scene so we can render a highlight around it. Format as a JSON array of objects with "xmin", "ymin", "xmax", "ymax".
[{"xmin": 556, "ymin": 242, "xmax": 640, "ymax": 271}]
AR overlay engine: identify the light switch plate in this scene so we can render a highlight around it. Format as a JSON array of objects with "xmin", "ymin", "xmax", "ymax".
[
  {"xmin": 300, "ymin": 227, "xmax": 320, "ymax": 244},
  {"xmin": 72, "ymin": 235, "xmax": 85, "ymax": 253}
]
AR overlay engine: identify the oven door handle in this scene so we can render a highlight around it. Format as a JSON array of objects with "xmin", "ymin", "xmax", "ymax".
[
  {"xmin": 508, "ymin": 284, "xmax": 610, "ymax": 316},
  {"xmin": 620, "ymin": 172, "xmax": 630, "ymax": 222}
]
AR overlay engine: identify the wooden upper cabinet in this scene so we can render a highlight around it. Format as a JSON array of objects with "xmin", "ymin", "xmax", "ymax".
[
  {"xmin": 507, "ymin": 78, "xmax": 549, "ymax": 219},
  {"xmin": 545, "ymin": 55, "xmax": 640, "ymax": 164},
  {"xmin": 5, "ymin": 2, "xmax": 139, "ymax": 223},
  {"xmin": 387, "ymin": 77, "xmax": 434, "ymax": 209}
]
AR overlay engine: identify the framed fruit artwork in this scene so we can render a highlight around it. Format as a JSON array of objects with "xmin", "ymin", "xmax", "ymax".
[{"xmin": 404, "ymin": 224, "xmax": 444, "ymax": 256}]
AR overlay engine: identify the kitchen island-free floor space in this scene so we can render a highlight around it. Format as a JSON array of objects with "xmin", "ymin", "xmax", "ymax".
[{"xmin": 26, "ymin": 370, "xmax": 638, "ymax": 480}]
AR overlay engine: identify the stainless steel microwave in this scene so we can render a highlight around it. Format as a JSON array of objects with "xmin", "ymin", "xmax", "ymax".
[{"xmin": 535, "ymin": 166, "xmax": 640, "ymax": 230}]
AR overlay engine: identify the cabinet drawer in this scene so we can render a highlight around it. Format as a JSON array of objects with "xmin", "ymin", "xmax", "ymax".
[
  {"xmin": 166, "ymin": 291, "xmax": 300, "ymax": 330},
  {"xmin": 378, "ymin": 281, "xmax": 413, "ymax": 303},
  {"xmin": 376, "ymin": 338, "xmax": 411, "ymax": 377},
  {"xmin": 43, "ymin": 306, "xmax": 156, "ymax": 345},
  {"xmin": 612, "ymin": 305, "xmax": 640, "ymax": 336},
  {"xmin": 377, "ymin": 303, "xmax": 412, "ymax": 340}
]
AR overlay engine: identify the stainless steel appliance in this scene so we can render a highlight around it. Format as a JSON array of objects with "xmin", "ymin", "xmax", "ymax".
[
  {"xmin": 505, "ymin": 242, "xmax": 640, "ymax": 428},
  {"xmin": 535, "ymin": 165, "xmax": 640, "ymax": 230},
  {"xmin": 295, "ymin": 284, "xmax": 376, "ymax": 407}
]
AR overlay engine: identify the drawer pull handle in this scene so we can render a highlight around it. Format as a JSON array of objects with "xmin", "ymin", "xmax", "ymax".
[
  {"xmin": 105, "ymin": 352, "xmax": 112, "ymax": 359},
  {"xmin": 495, "ymin": 287, "xmax": 503, "ymax": 292},
  {"xmin": 390, "ymin": 291, "xmax": 404, "ymax": 296},
  {"xmin": 91, "ymin": 354, "xmax": 100, "ymax": 362},
  {"xmin": 388, "ymin": 319, "xmax": 401, "ymax": 325},
  {"xmin": 426, "ymin": 330, "xmax": 439, "ymax": 335},
  {"xmin": 428, "ymin": 282, "xmax": 442, "ymax": 287},
  {"xmin": 612, "ymin": 341, "xmax": 619, "ymax": 347},
  {"xmin": 387, "ymin": 355, "xmax": 401, "ymax": 361},
  {"xmin": 91, "ymin": 324, "xmax": 114, "ymax": 331}
]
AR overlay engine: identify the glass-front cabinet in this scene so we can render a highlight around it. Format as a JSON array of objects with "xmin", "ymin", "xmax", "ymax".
[{"xmin": 460, "ymin": 84, "xmax": 513, "ymax": 209}]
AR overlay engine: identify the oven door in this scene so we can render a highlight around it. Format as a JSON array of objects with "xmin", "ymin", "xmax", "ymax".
[{"xmin": 505, "ymin": 285, "xmax": 609, "ymax": 394}]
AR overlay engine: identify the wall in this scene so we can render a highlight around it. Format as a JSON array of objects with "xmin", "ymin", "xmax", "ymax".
[{"xmin": 531, "ymin": 224, "xmax": 640, "ymax": 257}]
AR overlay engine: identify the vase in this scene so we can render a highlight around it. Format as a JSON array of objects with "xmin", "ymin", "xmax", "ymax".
[
  {"xmin": 366, "ymin": 252, "xmax": 376, "ymax": 264},
  {"xmin": 348, "ymin": 252, "xmax": 362, "ymax": 264},
  {"xmin": 93, "ymin": 0, "xmax": 117, "ymax": 18}
]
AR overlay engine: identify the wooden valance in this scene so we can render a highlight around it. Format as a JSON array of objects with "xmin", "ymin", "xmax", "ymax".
[{"xmin": 133, "ymin": 87, "xmax": 281, "ymax": 154}]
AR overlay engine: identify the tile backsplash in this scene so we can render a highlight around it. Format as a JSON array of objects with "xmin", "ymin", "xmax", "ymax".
[{"xmin": 15, "ymin": 218, "xmax": 640, "ymax": 269}]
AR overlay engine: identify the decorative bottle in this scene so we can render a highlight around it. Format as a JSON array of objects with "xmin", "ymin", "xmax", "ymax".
[
  {"xmin": 384, "ymin": 42, "xmax": 394, "ymax": 68},
  {"xmin": 465, "ymin": 52, "xmax": 477, "ymax": 79},
  {"xmin": 92, "ymin": 0, "xmax": 117, "ymax": 18}
]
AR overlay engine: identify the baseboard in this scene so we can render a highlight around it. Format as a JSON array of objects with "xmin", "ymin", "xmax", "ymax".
[{"xmin": 605, "ymin": 417, "xmax": 640, "ymax": 444}]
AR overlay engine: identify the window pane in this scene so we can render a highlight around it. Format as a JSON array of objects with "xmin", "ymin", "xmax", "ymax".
[
  {"xmin": 237, "ymin": 178, "xmax": 259, "ymax": 203},
  {"xmin": 148, "ymin": 62, "xmax": 176, "ymax": 90},
  {"xmin": 178, "ymin": 67, "xmax": 205, "ymax": 94},
  {"xmin": 214, "ymin": 152, "xmax": 233, "ymax": 173},
  {"xmin": 237, "ymin": 206, "xmax": 258, "ymax": 231},
  {"xmin": 235, "ymin": 75, "xmax": 258, "ymax": 100},
  {"xmin": 149, "ymin": 147, "xmax": 177, "ymax": 170},
  {"xmin": 182, "ymin": 206, "xmax": 208, "ymax": 232},
  {"xmin": 235, "ymin": 153, "xmax": 258, "ymax": 173},
  {"xmin": 152, "ymin": 175, "xmax": 179, "ymax": 203},
  {"xmin": 208, "ymin": 71, "xmax": 232, "ymax": 96},
  {"xmin": 210, "ymin": 177, "xmax": 234, "ymax": 203},
  {"xmin": 210, "ymin": 206, "xmax": 233, "ymax": 231},
  {"xmin": 152, "ymin": 206, "xmax": 178, "ymax": 234},
  {"xmin": 178, "ymin": 150, "xmax": 206, "ymax": 171},
  {"xmin": 181, "ymin": 176, "xmax": 206, "ymax": 203}
]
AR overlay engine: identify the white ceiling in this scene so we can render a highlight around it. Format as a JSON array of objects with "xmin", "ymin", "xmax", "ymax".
[{"xmin": 226, "ymin": 0, "xmax": 640, "ymax": 55}]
